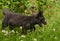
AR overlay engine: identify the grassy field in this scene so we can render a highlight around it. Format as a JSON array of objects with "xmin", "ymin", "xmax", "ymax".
[{"xmin": 0, "ymin": 1, "xmax": 60, "ymax": 41}]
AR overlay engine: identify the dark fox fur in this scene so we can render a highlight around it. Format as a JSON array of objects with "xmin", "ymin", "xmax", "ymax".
[{"xmin": 2, "ymin": 9, "xmax": 46, "ymax": 34}]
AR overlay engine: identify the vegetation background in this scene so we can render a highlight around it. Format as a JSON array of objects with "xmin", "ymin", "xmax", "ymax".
[{"xmin": 0, "ymin": 0, "xmax": 60, "ymax": 41}]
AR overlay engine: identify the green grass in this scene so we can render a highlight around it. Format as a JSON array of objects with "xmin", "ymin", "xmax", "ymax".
[{"xmin": 0, "ymin": 1, "xmax": 60, "ymax": 41}]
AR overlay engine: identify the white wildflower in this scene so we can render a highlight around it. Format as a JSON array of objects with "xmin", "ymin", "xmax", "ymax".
[
  {"xmin": 20, "ymin": 26, "xmax": 22, "ymax": 29},
  {"xmin": 20, "ymin": 40, "xmax": 23, "ymax": 41},
  {"xmin": 2, "ymin": 30, "xmax": 6, "ymax": 33},
  {"xmin": 16, "ymin": 31, "xmax": 18, "ymax": 34},
  {"xmin": 52, "ymin": 28, "xmax": 56, "ymax": 32},
  {"xmin": 4, "ymin": 31, "xmax": 8, "ymax": 36},
  {"xmin": 11, "ymin": 30, "xmax": 15, "ymax": 33},
  {"xmin": 33, "ymin": 38, "xmax": 37, "ymax": 41},
  {"xmin": 54, "ymin": 37, "xmax": 57, "ymax": 39},
  {"xmin": 2, "ymin": 30, "xmax": 9, "ymax": 35},
  {"xmin": 21, "ymin": 35, "xmax": 26, "ymax": 38}
]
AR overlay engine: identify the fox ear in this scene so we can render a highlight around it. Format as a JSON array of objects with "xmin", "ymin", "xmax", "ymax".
[{"xmin": 3, "ymin": 9, "xmax": 10, "ymax": 15}]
